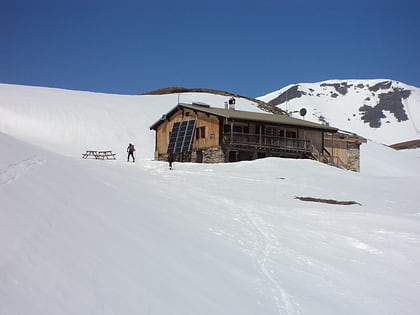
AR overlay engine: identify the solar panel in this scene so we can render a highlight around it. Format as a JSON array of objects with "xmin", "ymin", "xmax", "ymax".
[{"xmin": 167, "ymin": 120, "xmax": 197, "ymax": 154}]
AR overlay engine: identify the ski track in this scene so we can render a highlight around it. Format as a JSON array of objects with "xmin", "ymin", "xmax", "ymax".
[
  {"xmin": 149, "ymin": 163, "xmax": 300, "ymax": 314},
  {"xmin": 0, "ymin": 156, "xmax": 45, "ymax": 185},
  {"xmin": 221, "ymin": 198, "xmax": 300, "ymax": 315}
]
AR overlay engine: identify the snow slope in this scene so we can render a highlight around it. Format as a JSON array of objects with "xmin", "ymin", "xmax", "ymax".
[
  {"xmin": 0, "ymin": 84, "xmax": 264, "ymax": 159},
  {"xmin": 259, "ymin": 79, "xmax": 420, "ymax": 145},
  {"xmin": 1, "ymin": 84, "xmax": 420, "ymax": 314}
]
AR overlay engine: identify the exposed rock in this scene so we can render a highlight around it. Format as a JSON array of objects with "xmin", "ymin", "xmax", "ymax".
[
  {"xmin": 317, "ymin": 115, "xmax": 329, "ymax": 125},
  {"xmin": 320, "ymin": 82, "xmax": 352, "ymax": 96},
  {"xmin": 359, "ymin": 105, "xmax": 386, "ymax": 128},
  {"xmin": 359, "ymin": 87, "xmax": 411, "ymax": 128},
  {"xmin": 295, "ymin": 196, "xmax": 361, "ymax": 206},
  {"xmin": 377, "ymin": 89, "xmax": 411, "ymax": 121},
  {"xmin": 320, "ymin": 82, "xmax": 350, "ymax": 95},
  {"xmin": 268, "ymin": 85, "xmax": 306, "ymax": 106},
  {"xmin": 368, "ymin": 80, "xmax": 392, "ymax": 92}
]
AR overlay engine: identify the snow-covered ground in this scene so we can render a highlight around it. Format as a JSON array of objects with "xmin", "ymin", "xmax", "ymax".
[{"xmin": 1, "ymin": 84, "xmax": 420, "ymax": 314}]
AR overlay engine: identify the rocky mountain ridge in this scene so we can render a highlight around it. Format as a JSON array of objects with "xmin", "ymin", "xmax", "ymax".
[{"xmin": 258, "ymin": 79, "xmax": 420, "ymax": 145}]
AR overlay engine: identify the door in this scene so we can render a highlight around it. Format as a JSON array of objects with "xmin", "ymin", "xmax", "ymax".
[
  {"xmin": 196, "ymin": 150, "xmax": 203, "ymax": 163},
  {"xmin": 229, "ymin": 151, "xmax": 237, "ymax": 162}
]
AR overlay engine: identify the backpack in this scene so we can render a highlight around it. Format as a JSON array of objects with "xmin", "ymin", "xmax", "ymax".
[{"xmin": 131, "ymin": 144, "xmax": 136, "ymax": 151}]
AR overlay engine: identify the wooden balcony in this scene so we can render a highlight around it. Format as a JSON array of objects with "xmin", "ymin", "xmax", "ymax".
[
  {"xmin": 222, "ymin": 132, "xmax": 349, "ymax": 169},
  {"xmin": 222, "ymin": 132, "xmax": 312, "ymax": 154}
]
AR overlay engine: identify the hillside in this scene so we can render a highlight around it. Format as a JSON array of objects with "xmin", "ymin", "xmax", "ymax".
[
  {"xmin": 141, "ymin": 86, "xmax": 285, "ymax": 115},
  {"xmin": 259, "ymin": 79, "xmax": 420, "ymax": 145},
  {"xmin": 1, "ymin": 83, "xmax": 420, "ymax": 314},
  {"xmin": 0, "ymin": 83, "xmax": 266, "ymax": 158}
]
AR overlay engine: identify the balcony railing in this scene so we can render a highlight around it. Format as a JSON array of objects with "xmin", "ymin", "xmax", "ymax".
[
  {"xmin": 223, "ymin": 132, "xmax": 311, "ymax": 153},
  {"xmin": 311, "ymin": 144, "xmax": 346, "ymax": 169}
]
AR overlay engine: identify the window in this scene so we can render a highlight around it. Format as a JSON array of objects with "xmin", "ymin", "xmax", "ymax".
[
  {"xmin": 225, "ymin": 124, "xmax": 249, "ymax": 133},
  {"xmin": 196, "ymin": 126, "xmax": 206, "ymax": 139},
  {"xmin": 286, "ymin": 130, "xmax": 297, "ymax": 138},
  {"xmin": 265, "ymin": 127, "xmax": 278, "ymax": 136},
  {"xmin": 265, "ymin": 127, "xmax": 285, "ymax": 137},
  {"xmin": 233, "ymin": 126, "xmax": 242, "ymax": 133}
]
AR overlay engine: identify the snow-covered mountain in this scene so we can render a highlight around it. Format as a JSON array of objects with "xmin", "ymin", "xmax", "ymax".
[
  {"xmin": 1, "ymin": 83, "xmax": 420, "ymax": 315},
  {"xmin": 259, "ymin": 79, "xmax": 420, "ymax": 145}
]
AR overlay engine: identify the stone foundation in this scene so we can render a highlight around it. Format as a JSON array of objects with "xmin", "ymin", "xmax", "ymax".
[
  {"xmin": 158, "ymin": 146, "xmax": 225, "ymax": 164},
  {"xmin": 158, "ymin": 143, "xmax": 361, "ymax": 171},
  {"xmin": 191, "ymin": 146, "xmax": 225, "ymax": 163},
  {"xmin": 347, "ymin": 142, "xmax": 361, "ymax": 172}
]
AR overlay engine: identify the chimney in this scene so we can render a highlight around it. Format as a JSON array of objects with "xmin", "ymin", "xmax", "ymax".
[{"xmin": 228, "ymin": 97, "xmax": 236, "ymax": 110}]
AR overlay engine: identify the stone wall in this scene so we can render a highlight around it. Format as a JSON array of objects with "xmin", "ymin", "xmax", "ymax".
[
  {"xmin": 158, "ymin": 143, "xmax": 362, "ymax": 171},
  {"xmin": 193, "ymin": 146, "xmax": 225, "ymax": 163},
  {"xmin": 347, "ymin": 142, "xmax": 361, "ymax": 172},
  {"xmin": 157, "ymin": 153, "xmax": 167, "ymax": 162},
  {"xmin": 158, "ymin": 146, "xmax": 225, "ymax": 164}
]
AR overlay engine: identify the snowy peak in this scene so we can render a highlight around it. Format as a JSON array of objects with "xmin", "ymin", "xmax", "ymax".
[{"xmin": 259, "ymin": 79, "xmax": 420, "ymax": 145}]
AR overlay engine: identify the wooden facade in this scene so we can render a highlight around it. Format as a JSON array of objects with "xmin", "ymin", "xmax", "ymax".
[
  {"xmin": 324, "ymin": 131, "xmax": 367, "ymax": 171},
  {"xmin": 150, "ymin": 103, "xmax": 364, "ymax": 171}
]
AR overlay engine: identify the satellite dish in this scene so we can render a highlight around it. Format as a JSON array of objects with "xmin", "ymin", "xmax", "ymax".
[{"xmin": 299, "ymin": 108, "xmax": 307, "ymax": 117}]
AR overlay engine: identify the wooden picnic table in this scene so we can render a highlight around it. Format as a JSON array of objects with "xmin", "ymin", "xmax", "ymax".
[{"xmin": 82, "ymin": 150, "xmax": 117, "ymax": 160}]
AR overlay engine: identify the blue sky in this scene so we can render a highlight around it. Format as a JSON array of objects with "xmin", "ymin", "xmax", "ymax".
[{"xmin": 1, "ymin": 0, "xmax": 419, "ymax": 97}]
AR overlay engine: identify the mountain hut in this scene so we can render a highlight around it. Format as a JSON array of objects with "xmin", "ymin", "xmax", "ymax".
[{"xmin": 150, "ymin": 103, "xmax": 364, "ymax": 171}]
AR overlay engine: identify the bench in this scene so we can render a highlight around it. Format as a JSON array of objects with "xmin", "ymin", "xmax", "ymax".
[{"xmin": 82, "ymin": 150, "xmax": 117, "ymax": 160}]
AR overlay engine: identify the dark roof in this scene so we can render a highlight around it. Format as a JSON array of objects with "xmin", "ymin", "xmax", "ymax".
[{"xmin": 150, "ymin": 103, "xmax": 338, "ymax": 132}]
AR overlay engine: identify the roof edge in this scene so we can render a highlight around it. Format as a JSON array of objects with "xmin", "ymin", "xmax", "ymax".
[{"xmin": 150, "ymin": 103, "xmax": 338, "ymax": 132}]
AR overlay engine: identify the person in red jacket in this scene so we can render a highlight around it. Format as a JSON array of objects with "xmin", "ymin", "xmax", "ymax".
[{"xmin": 127, "ymin": 143, "xmax": 135, "ymax": 162}]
